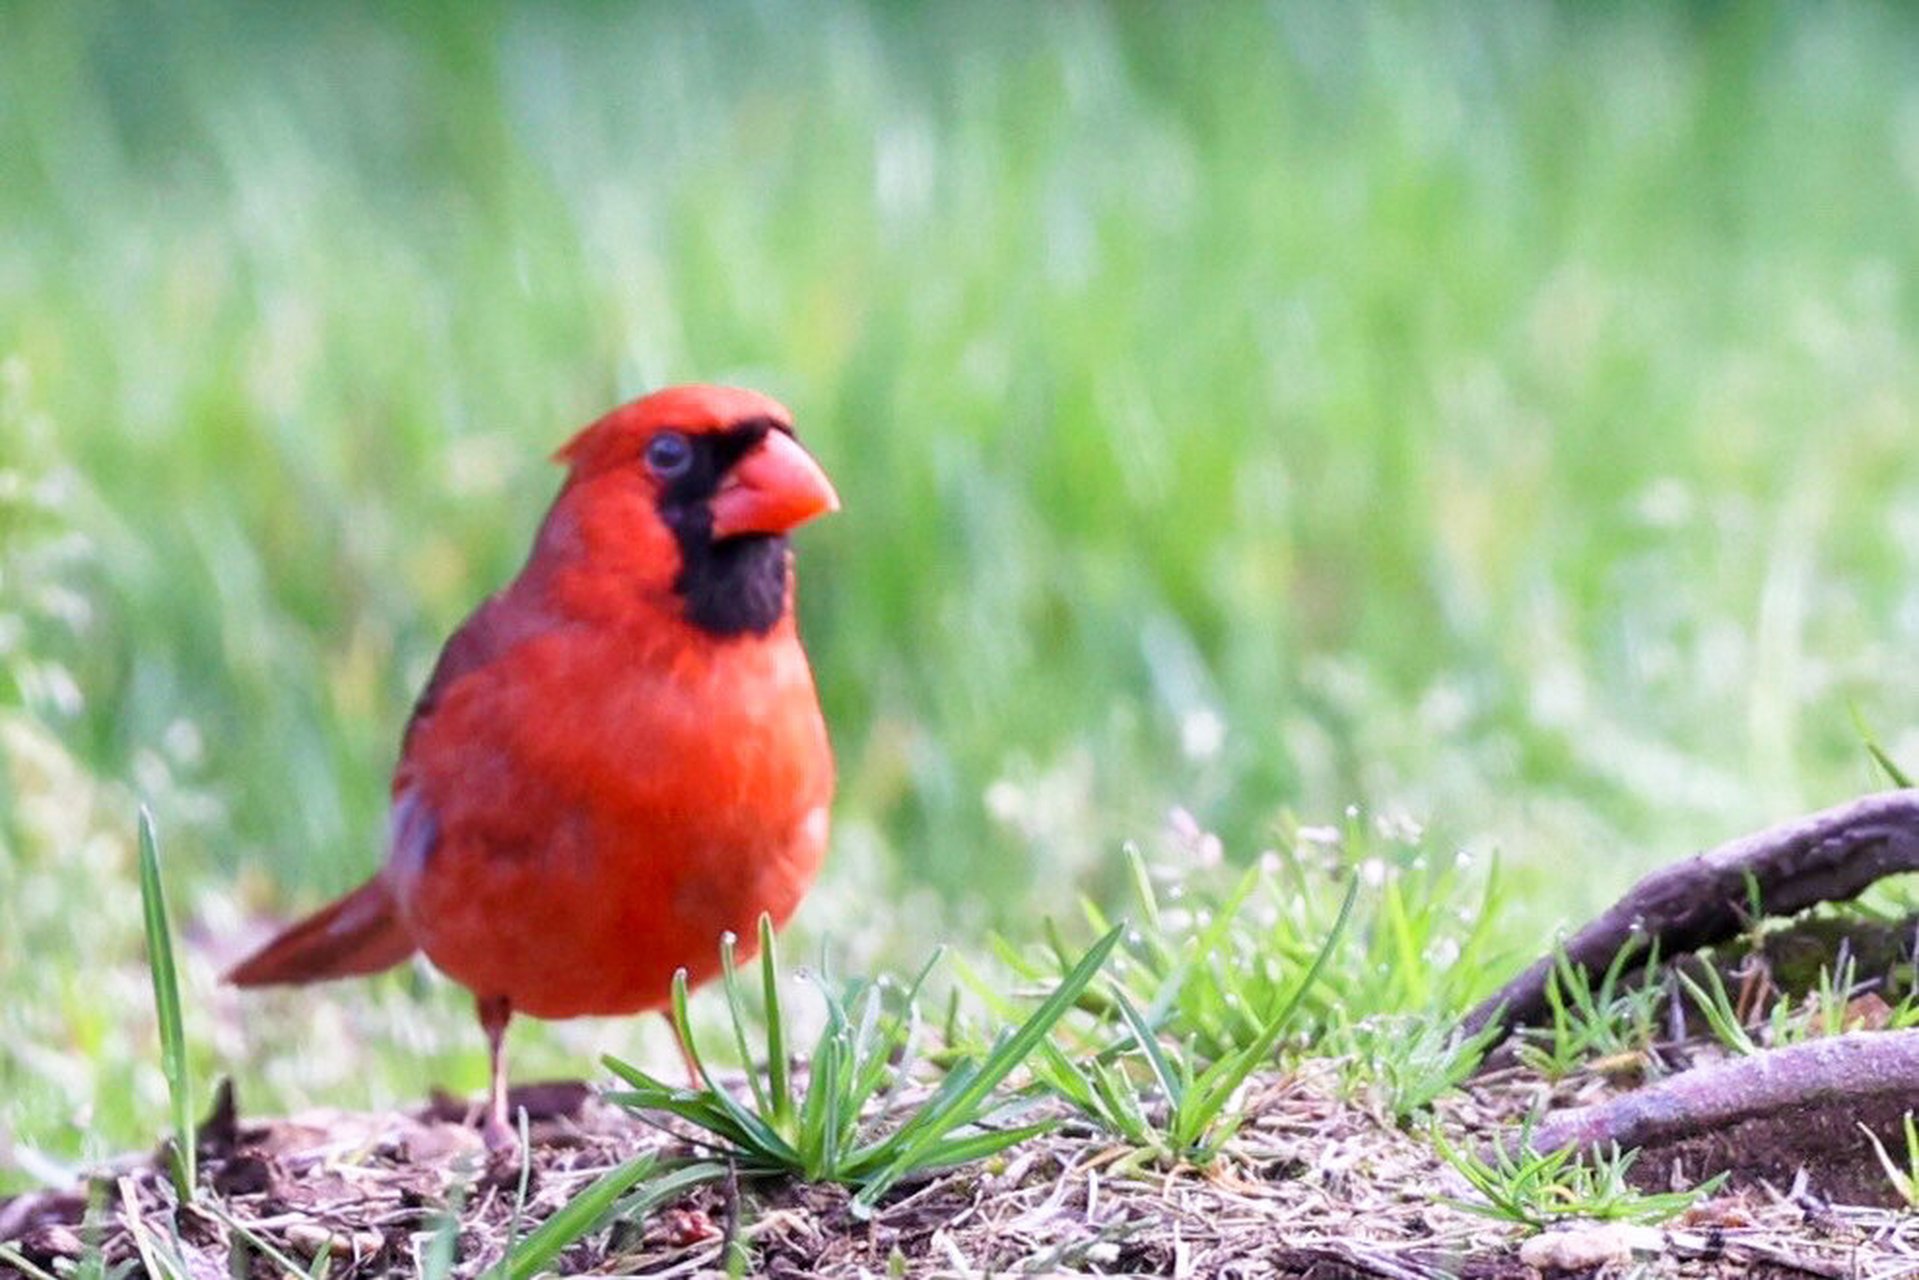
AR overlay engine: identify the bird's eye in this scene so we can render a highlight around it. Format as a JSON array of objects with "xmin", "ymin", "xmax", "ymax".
[{"xmin": 645, "ymin": 432, "xmax": 694, "ymax": 479}]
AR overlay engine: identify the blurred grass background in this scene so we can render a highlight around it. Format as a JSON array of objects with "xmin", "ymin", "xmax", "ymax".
[{"xmin": 6, "ymin": 0, "xmax": 1919, "ymax": 1183}]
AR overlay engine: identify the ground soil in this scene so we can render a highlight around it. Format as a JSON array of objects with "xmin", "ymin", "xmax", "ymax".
[{"xmin": 5, "ymin": 1048, "xmax": 1918, "ymax": 1279}]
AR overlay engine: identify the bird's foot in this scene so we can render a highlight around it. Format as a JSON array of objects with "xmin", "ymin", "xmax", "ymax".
[{"xmin": 480, "ymin": 1112, "xmax": 519, "ymax": 1155}]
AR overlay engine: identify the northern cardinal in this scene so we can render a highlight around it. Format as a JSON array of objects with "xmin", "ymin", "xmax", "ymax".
[{"xmin": 228, "ymin": 385, "xmax": 839, "ymax": 1148}]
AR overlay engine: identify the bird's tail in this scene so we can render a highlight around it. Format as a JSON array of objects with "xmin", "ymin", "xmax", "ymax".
[{"xmin": 226, "ymin": 876, "xmax": 416, "ymax": 986}]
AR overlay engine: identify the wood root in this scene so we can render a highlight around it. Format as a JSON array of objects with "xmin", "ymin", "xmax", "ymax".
[
  {"xmin": 1521, "ymin": 1029, "xmax": 1919, "ymax": 1207},
  {"xmin": 1526, "ymin": 1027, "xmax": 1919, "ymax": 1155},
  {"xmin": 1463, "ymin": 789, "xmax": 1919, "ymax": 1042}
]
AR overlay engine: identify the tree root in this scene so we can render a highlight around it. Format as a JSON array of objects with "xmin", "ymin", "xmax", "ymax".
[
  {"xmin": 1527, "ymin": 1028, "xmax": 1919, "ymax": 1154},
  {"xmin": 1522, "ymin": 1030, "xmax": 1919, "ymax": 1207},
  {"xmin": 1464, "ymin": 790, "xmax": 1919, "ymax": 1205},
  {"xmin": 1463, "ymin": 790, "xmax": 1919, "ymax": 1042}
]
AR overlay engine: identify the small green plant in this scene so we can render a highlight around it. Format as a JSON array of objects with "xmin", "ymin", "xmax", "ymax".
[
  {"xmin": 1038, "ymin": 877, "xmax": 1357, "ymax": 1166},
  {"xmin": 1680, "ymin": 942, "xmax": 1877, "ymax": 1055},
  {"xmin": 1432, "ymin": 1118, "xmax": 1724, "ymax": 1229},
  {"xmin": 1811, "ymin": 949, "xmax": 1864, "ymax": 1033},
  {"xmin": 1749, "ymin": 948, "xmax": 1868, "ymax": 1048},
  {"xmin": 1335, "ymin": 1013, "xmax": 1505, "ymax": 1122},
  {"xmin": 996, "ymin": 818, "xmax": 1504, "ymax": 1069},
  {"xmin": 496, "ymin": 1154, "xmax": 725, "ymax": 1280},
  {"xmin": 1514, "ymin": 941, "xmax": 1666, "ymax": 1079},
  {"xmin": 606, "ymin": 916, "xmax": 1120, "ymax": 1216},
  {"xmin": 136, "ymin": 805, "xmax": 195, "ymax": 1202},
  {"xmin": 1675, "ymin": 962, "xmax": 1759, "ymax": 1056},
  {"xmin": 1861, "ymin": 1111, "xmax": 1919, "ymax": 1208}
]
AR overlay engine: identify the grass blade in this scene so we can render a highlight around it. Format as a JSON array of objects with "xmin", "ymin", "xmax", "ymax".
[
  {"xmin": 796, "ymin": 1012, "xmax": 844, "ymax": 1179},
  {"xmin": 137, "ymin": 805, "xmax": 194, "ymax": 1202},
  {"xmin": 669, "ymin": 970, "xmax": 710, "ymax": 1084},
  {"xmin": 1124, "ymin": 845, "xmax": 1163, "ymax": 936},
  {"xmin": 718, "ymin": 931, "xmax": 773, "ymax": 1119},
  {"xmin": 1187, "ymin": 875, "xmax": 1359, "ymax": 1140},
  {"xmin": 1110, "ymin": 985, "xmax": 1185, "ymax": 1109},
  {"xmin": 602, "ymin": 1056, "xmax": 796, "ymax": 1164},
  {"xmin": 498, "ymin": 1151, "xmax": 661, "ymax": 1280},
  {"xmin": 760, "ymin": 915, "xmax": 792, "ymax": 1132},
  {"xmin": 854, "ymin": 924, "xmax": 1122, "ymax": 1212},
  {"xmin": 1868, "ymin": 740, "xmax": 1913, "ymax": 789},
  {"xmin": 1851, "ymin": 704, "xmax": 1915, "ymax": 788},
  {"xmin": 1676, "ymin": 966, "xmax": 1758, "ymax": 1056},
  {"xmin": 904, "ymin": 1118, "xmax": 1055, "ymax": 1170},
  {"xmin": 608, "ymin": 1159, "xmax": 732, "ymax": 1226}
]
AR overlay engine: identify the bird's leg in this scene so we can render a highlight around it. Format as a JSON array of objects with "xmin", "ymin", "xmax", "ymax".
[
  {"xmin": 478, "ymin": 994, "xmax": 516, "ymax": 1152},
  {"xmin": 662, "ymin": 1010, "xmax": 703, "ymax": 1088}
]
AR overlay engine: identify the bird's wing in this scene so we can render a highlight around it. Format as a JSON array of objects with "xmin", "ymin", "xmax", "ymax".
[
  {"xmin": 400, "ymin": 592, "xmax": 528, "ymax": 754},
  {"xmin": 227, "ymin": 590, "xmax": 538, "ymax": 988}
]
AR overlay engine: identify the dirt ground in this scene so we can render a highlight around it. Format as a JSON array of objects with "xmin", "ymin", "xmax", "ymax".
[{"xmin": 6, "ymin": 1049, "xmax": 1918, "ymax": 1279}]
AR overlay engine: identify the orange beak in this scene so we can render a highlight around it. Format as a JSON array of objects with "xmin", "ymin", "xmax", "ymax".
[{"xmin": 709, "ymin": 430, "xmax": 841, "ymax": 539}]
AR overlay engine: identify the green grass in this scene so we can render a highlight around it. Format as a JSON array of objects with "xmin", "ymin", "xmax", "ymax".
[
  {"xmin": 1513, "ymin": 943, "xmax": 1668, "ymax": 1080},
  {"xmin": 605, "ymin": 916, "xmax": 1120, "ymax": 1216},
  {"xmin": 1432, "ymin": 1120, "xmax": 1724, "ymax": 1231},
  {"xmin": 134, "ymin": 806, "xmax": 194, "ymax": 1202},
  {"xmin": 1040, "ymin": 878, "xmax": 1356, "ymax": 1168},
  {"xmin": 8, "ymin": 0, "xmax": 1919, "ymax": 1179}
]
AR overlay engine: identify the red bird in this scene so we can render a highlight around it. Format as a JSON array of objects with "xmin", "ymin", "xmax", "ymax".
[{"xmin": 228, "ymin": 385, "xmax": 839, "ymax": 1147}]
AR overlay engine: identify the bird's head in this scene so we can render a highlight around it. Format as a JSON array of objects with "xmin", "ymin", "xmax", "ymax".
[{"xmin": 550, "ymin": 385, "xmax": 840, "ymax": 638}]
